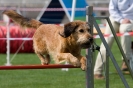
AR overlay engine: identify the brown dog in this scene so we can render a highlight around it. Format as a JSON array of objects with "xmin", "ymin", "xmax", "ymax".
[{"xmin": 3, "ymin": 10, "xmax": 93, "ymax": 70}]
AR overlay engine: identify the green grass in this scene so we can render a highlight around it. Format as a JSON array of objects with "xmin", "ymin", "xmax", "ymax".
[
  {"xmin": 0, "ymin": 38, "xmax": 133, "ymax": 88},
  {"xmin": 0, "ymin": 54, "xmax": 86, "ymax": 88}
]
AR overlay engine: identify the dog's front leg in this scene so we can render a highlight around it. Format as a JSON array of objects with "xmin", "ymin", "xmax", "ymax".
[
  {"xmin": 56, "ymin": 53, "xmax": 80, "ymax": 67},
  {"xmin": 79, "ymin": 56, "xmax": 87, "ymax": 71}
]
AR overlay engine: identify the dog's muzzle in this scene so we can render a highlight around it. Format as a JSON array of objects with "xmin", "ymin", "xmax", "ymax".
[{"xmin": 81, "ymin": 37, "xmax": 93, "ymax": 49}]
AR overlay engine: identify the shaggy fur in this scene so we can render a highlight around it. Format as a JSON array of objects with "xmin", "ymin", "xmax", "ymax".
[{"xmin": 3, "ymin": 10, "xmax": 93, "ymax": 70}]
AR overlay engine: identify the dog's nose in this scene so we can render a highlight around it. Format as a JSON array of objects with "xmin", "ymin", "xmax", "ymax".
[{"xmin": 89, "ymin": 37, "xmax": 93, "ymax": 42}]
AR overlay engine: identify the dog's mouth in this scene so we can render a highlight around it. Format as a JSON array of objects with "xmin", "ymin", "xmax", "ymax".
[
  {"xmin": 81, "ymin": 41, "xmax": 92, "ymax": 49},
  {"xmin": 80, "ymin": 38, "xmax": 93, "ymax": 49}
]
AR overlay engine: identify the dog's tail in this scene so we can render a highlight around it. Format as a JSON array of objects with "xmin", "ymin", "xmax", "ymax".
[{"xmin": 3, "ymin": 10, "xmax": 43, "ymax": 29}]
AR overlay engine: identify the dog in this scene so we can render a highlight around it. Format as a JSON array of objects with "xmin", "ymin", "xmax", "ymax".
[{"xmin": 3, "ymin": 10, "xmax": 93, "ymax": 70}]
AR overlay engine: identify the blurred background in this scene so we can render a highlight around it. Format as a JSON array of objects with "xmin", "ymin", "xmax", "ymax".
[{"xmin": 0, "ymin": 0, "xmax": 110, "ymax": 24}]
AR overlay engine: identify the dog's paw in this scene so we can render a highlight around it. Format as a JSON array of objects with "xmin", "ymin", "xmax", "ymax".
[
  {"xmin": 41, "ymin": 62, "xmax": 48, "ymax": 65},
  {"xmin": 71, "ymin": 58, "xmax": 80, "ymax": 67},
  {"xmin": 81, "ymin": 64, "xmax": 86, "ymax": 71},
  {"xmin": 41, "ymin": 59, "xmax": 50, "ymax": 65}
]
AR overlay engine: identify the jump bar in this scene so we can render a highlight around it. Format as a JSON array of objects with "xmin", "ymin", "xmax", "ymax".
[{"xmin": 0, "ymin": 64, "xmax": 80, "ymax": 70}]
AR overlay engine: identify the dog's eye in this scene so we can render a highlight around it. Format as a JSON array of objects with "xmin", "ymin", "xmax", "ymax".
[{"xmin": 79, "ymin": 29, "xmax": 84, "ymax": 33}]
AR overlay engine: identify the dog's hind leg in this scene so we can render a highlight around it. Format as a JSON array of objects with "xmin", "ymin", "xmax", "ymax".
[
  {"xmin": 45, "ymin": 54, "xmax": 51, "ymax": 64},
  {"xmin": 36, "ymin": 53, "xmax": 50, "ymax": 65}
]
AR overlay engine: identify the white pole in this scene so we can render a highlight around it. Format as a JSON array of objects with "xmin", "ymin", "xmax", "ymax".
[
  {"xmin": 3, "ymin": 14, "xmax": 11, "ymax": 66},
  {"xmin": 70, "ymin": 0, "xmax": 76, "ymax": 22}
]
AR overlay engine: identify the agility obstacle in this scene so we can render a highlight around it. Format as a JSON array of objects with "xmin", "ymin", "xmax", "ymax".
[
  {"xmin": 0, "ymin": 64, "xmax": 79, "ymax": 70},
  {"xmin": 1, "ymin": 5, "xmax": 133, "ymax": 88}
]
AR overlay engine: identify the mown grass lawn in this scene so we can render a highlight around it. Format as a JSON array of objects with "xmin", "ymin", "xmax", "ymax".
[{"xmin": 0, "ymin": 39, "xmax": 133, "ymax": 88}]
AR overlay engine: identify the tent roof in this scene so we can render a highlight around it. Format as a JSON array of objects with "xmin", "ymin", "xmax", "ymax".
[{"xmin": 37, "ymin": 0, "xmax": 88, "ymax": 24}]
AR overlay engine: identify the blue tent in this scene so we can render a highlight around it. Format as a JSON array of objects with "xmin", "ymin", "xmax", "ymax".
[
  {"xmin": 37, "ymin": 0, "xmax": 88, "ymax": 24},
  {"xmin": 62, "ymin": 0, "xmax": 88, "ymax": 18}
]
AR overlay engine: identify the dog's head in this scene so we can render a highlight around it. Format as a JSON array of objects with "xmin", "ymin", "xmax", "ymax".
[{"xmin": 59, "ymin": 20, "xmax": 93, "ymax": 49}]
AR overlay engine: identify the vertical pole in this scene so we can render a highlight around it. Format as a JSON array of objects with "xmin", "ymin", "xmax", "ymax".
[
  {"xmin": 5, "ymin": 22, "xmax": 11, "ymax": 66},
  {"xmin": 70, "ymin": 0, "xmax": 76, "ymax": 22},
  {"xmin": 86, "ymin": 6, "xmax": 94, "ymax": 88},
  {"xmin": 131, "ymin": 50, "xmax": 133, "ymax": 71},
  {"xmin": 22, "ymin": 0, "xmax": 26, "ymax": 16},
  {"xmin": 105, "ymin": 50, "xmax": 109, "ymax": 88},
  {"xmin": 3, "ymin": 14, "xmax": 11, "ymax": 66}
]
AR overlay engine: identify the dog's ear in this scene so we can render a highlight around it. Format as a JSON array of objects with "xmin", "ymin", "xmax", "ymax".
[{"xmin": 59, "ymin": 22, "xmax": 79, "ymax": 38}]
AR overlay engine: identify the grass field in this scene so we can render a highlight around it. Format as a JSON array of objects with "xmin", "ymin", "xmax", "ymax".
[{"xmin": 0, "ymin": 39, "xmax": 133, "ymax": 88}]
